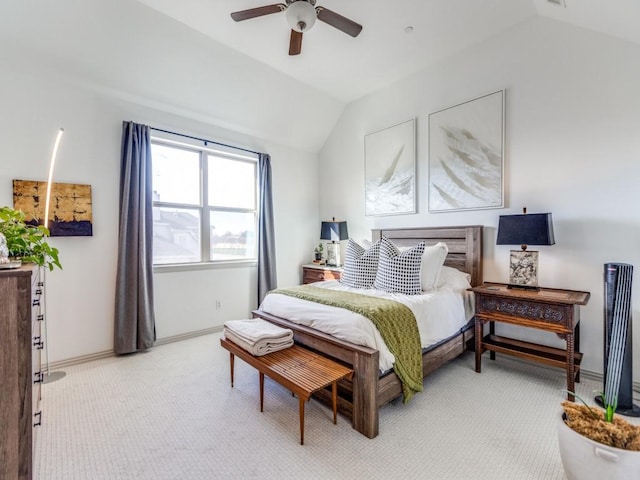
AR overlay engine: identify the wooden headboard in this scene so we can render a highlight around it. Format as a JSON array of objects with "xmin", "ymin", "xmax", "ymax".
[{"xmin": 371, "ymin": 225, "xmax": 483, "ymax": 287}]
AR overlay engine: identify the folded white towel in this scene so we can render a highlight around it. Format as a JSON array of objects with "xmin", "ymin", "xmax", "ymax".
[
  {"xmin": 223, "ymin": 319, "xmax": 294, "ymax": 356},
  {"xmin": 224, "ymin": 328, "xmax": 293, "ymax": 356},
  {"xmin": 224, "ymin": 319, "xmax": 293, "ymax": 344}
]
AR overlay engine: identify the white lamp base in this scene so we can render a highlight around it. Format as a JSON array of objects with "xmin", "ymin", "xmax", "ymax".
[
  {"xmin": 326, "ymin": 242, "xmax": 341, "ymax": 267},
  {"xmin": 508, "ymin": 250, "xmax": 539, "ymax": 288}
]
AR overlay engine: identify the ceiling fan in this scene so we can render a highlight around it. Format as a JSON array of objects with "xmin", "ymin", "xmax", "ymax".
[{"xmin": 231, "ymin": 0, "xmax": 363, "ymax": 56}]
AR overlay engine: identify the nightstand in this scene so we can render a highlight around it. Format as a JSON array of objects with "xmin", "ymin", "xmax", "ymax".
[
  {"xmin": 302, "ymin": 264, "xmax": 343, "ymax": 284},
  {"xmin": 470, "ymin": 283, "xmax": 590, "ymax": 401}
]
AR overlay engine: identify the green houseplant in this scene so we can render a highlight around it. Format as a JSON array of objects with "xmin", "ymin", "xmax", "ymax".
[
  {"xmin": 0, "ymin": 206, "xmax": 62, "ymax": 271},
  {"xmin": 314, "ymin": 242, "xmax": 323, "ymax": 261}
]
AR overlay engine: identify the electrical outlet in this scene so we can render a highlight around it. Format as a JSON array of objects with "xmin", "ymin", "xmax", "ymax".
[{"xmin": 215, "ymin": 300, "xmax": 221, "ymax": 310}]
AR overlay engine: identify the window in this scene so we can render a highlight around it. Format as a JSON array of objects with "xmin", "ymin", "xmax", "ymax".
[{"xmin": 151, "ymin": 138, "xmax": 257, "ymax": 266}]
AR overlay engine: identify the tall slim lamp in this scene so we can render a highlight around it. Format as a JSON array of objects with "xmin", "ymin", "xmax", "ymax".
[
  {"xmin": 496, "ymin": 208, "xmax": 555, "ymax": 290},
  {"xmin": 320, "ymin": 217, "xmax": 349, "ymax": 267},
  {"xmin": 43, "ymin": 128, "xmax": 66, "ymax": 384}
]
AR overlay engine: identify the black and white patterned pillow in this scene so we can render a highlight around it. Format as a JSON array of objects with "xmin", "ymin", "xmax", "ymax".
[
  {"xmin": 374, "ymin": 236, "xmax": 426, "ymax": 295},
  {"xmin": 340, "ymin": 239, "xmax": 381, "ymax": 288}
]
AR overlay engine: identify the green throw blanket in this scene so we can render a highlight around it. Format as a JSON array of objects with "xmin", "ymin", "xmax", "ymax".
[{"xmin": 270, "ymin": 285, "xmax": 423, "ymax": 403}]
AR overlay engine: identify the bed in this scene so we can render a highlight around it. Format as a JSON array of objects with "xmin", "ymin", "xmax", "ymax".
[{"xmin": 253, "ymin": 225, "xmax": 483, "ymax": 438}]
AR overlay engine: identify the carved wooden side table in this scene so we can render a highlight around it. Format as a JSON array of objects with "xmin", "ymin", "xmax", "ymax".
[{"xmin": 470, "ymin": 283, "xmax": 590, "ymax": 401}]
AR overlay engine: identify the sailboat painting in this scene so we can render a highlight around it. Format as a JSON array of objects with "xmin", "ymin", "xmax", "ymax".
[
  {"xmin": 428, "ymin": 90, "xmax": 504, "ymax": 212},
  {"xmin": 364, "ymin": 119, "xmax": 416, "ymax": 216}
]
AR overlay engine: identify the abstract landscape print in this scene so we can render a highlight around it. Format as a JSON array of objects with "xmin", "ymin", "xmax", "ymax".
[
  {"xmin": 364, "ymin": 119, "xmax": 416, "ymax": 216},
  {"xmin": 428, "ymin": 90, "xmax": 504, "ymax": 212},
  {"xmin": 13, "ymin": 179, "xmax": 93, "ymax": 236}
]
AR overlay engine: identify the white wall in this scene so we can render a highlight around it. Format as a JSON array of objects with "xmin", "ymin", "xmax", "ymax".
[
  {"xmin": 0, "ymin": 65, "xmax": 319, "ymax": 363},
  {"xmin": 0, "ymin": 0, "xmax": 344, "ymax": 153},
  {"xmin": 319, "ymin": 17, "xmax": 640, "ymax": 381},
  {"xmin": 0, "ymin": 0, "xmax": 336, "ymax": 364}
]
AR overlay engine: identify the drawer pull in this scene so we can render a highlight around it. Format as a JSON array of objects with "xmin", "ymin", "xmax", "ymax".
[
  {"xmin": 35, "ymin": 288, "xmax": 43, "ymax": 295},
  {"xmin": 33, "ymin": 371, "xmax": 44, "ymax": 384},
  {"xmin": 32, "ymin": 298, "xmax": 40, "ymax": 307},
  {"xmin": 33, "ymin": 336, "xmax": 44, "ymax": 350},
  {"xmin": 37, "ymin": 281, "xmax": 44, "ymax": 287},
  {"xmin": 33, "ymin": 411, "xmax": 42, "ymax": 427},
  {"xmin": 37, "ymin": 314, "xmax": 44, "ymax": 322}
]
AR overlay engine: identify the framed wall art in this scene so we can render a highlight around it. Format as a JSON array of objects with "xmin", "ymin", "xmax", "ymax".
[
  {"xmin": 13, "ymin": 179, "xmax": 93, "ymax": 236},
  {"xmin": 428, "ymin": 90, "xmax": 504, "ymax": 212},
  {"xmin": 364, "ymin": 118, "xmax": 416, "ymax": 216}
]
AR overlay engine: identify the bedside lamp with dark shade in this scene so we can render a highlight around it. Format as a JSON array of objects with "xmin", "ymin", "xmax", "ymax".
[
  {"xmin": 496, "ymin": 209, "xmax": 555, "ymax": 290},
  {"xmin": 320, "ymin": 217, "xmax": 349, "ymax": 267}
]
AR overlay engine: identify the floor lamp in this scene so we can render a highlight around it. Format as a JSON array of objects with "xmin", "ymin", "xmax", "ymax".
[{"xmin": 43, "ymin": 128, "xmax": 66, "ymax": 384}]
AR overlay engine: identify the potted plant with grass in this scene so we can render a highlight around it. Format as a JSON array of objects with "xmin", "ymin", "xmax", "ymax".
[
  {"xmin": 558, "ymin": 363, "xmax": 640, "ymax": 478},
  {"xmin": 314, "ymin": 243, "xmax": 323, "ymax": 262},
  {"xmin": 0, "ymin": 206, "xmax": 62, "ymax": 271}
]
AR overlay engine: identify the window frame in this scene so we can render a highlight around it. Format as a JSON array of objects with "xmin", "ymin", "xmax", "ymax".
[{"xmin": 150, "ymin": 135, "xmax": 259, "ymax": 272}]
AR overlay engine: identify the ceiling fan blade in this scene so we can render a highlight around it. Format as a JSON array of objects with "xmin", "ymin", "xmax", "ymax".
[
  {"xmin": 289, "ymin": 30, "xmax": 303, "ymax": 56},
  {"xmin": 316, "ymin": 7, "xmax": 362, "ymax": 37},
  {"xmin": 231, "ymin": 4, "xmax": 286, "ymax": 22}
]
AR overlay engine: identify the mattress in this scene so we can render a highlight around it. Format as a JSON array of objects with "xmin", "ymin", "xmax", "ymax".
[{"xmin": 259, "ymin": 278, "xmax": 474, "ymax": 372}]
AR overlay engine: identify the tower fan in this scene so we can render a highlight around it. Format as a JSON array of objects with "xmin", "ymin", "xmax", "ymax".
[{"xmin": 595, "ymin": 263, "xmax": 640, "ymax": 416}]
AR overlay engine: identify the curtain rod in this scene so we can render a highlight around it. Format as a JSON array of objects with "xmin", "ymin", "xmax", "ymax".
[{"xmin": 149, "ymin": 127, "xmax": 262, "ymax": 156}]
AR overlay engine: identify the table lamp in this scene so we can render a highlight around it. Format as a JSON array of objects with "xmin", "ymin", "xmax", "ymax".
[
  {"xmin": 496, "ymin": 208, "xmax": 555, "ymax": 290},
  {"xmin": 320, "ymin": 217, "xmax": 348, "ymax": 267}
]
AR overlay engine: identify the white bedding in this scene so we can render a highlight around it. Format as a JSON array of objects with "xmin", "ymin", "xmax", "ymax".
[{"xmin": 258, "ymin": 278, "xmax": 474, "ymax": 372}]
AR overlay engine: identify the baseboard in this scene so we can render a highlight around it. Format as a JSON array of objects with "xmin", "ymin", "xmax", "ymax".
[
  {"xmin": 496, "ymin": 354, "xmax": 640, "ymax": 394},
  {"xmin": 580, "ymin": 368, "xmax": 640, "ymax": 395},
  {"xmin": 45, "ymin": 326, "xmax": 223, "ymax": 370},
  {"xmin": 154, "ymin": 326, "xmax": 223, "ymax": 347},
  {"xmin": 45, "ymin": 350, "xmax": 116, "ymax": 371}
]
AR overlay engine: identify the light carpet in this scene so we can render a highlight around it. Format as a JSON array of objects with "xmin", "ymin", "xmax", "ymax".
[{"xmin": 34, "ymin": 333, "xmax": 616, "ymax": 479}]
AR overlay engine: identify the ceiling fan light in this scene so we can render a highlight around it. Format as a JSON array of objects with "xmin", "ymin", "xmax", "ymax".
[{"xmin": 286, "ymin": 1, "xmax": 316, "ymax": 33}]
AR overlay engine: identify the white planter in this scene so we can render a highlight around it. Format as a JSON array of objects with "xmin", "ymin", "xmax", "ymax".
[{"xmin": 558, "ymin": 415, "xmax": 640, "ymax": 480}]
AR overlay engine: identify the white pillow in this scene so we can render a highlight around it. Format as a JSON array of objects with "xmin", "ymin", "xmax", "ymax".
[
  {"xmin": 436, "ymin": 266, "xmax": 472, "ymax": 290},
  {"xmin": 420, "ymin": 242, "xmax": 449, "ymax": 292},
  {"xmin": 397, "ymin": 241, "xmax": 449, "ymax": 292}
]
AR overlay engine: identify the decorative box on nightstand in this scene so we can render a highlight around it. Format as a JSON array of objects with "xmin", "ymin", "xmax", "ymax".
[{"xmin": 302, "ymin": 264, "xmax": 343, "ymax": 284}]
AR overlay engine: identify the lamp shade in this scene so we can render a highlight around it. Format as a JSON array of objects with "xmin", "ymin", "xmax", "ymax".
[
  {"xmin": 286, "ymin": 1, "xmax": 317, "ymax": 32},
  {"xmin": 320, "ymin": 220, "xmax": 349, "ymax": 242},
  {"xmin": 496, "ymin": 213, "xmax": 555, "ymax": 247}
]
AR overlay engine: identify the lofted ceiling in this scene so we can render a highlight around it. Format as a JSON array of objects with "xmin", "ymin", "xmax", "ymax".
[
  {"xmin": 136, "ymin": 0, "xmax": 640, "ymax": 103},
  {"xmin": 0, "ymin": 0, "xmax": 638, "ymax": 153}
]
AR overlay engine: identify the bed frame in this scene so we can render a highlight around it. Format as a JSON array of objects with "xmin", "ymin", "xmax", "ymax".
[{"xmin": 253, "ymin": 225, "xmax": 483, "ymax": 438}]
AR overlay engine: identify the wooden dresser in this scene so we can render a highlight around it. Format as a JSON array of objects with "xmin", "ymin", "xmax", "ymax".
[
  {"xmin": 302, "ymin": 264, "xmax": 343, "ymax": 284},
  {"xmin": 0, "ymin": 265, "xmax": 43, "ymax": 480}
]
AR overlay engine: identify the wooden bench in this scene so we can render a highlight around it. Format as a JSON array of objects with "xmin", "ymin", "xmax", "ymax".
[{"xmin": 220, "ymin": 338, "xmax": 353, "ymax": 444}]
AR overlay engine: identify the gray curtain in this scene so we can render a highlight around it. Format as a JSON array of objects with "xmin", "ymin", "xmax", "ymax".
[
  {"xmin": 257, "ymin": 153, "xmax": 277, "ymax": 305},
  {"xmin": 114, "ymin": 121, "xmax": 156, "ymax": 354}
]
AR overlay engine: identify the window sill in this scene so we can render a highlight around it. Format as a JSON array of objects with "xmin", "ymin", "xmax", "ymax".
[{"xmin": 153, "ymin": 260, "xmax": 257, "ymax": 274}]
